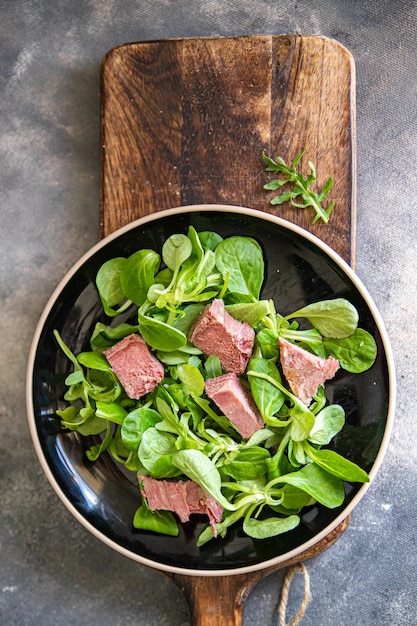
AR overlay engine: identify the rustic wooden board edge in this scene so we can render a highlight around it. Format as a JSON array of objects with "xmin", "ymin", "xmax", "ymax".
[{"xmin": 349, "ymin": 47, "xmax": 357, "ymax": 268}]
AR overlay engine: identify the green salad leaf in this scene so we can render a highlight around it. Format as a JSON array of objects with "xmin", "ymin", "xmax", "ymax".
[{"xmin": 263, "ymin": 149, "xmax": 335, "ymax": 224}]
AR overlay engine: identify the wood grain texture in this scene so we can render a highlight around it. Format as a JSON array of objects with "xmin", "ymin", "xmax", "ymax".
[
  {"xmin": 100, "ymin": 34, "xmax": 356, "ymax": 263},
  {"xmin": 99, "ymin": 34, "xmax": 356, "ymax": 625}
]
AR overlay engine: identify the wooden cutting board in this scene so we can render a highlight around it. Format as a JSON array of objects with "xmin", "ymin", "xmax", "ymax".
[
  {"xmin": 100, "ymin": 34, "xmax": 356, "ymax": 625},
  {"xmin": 100, "ymin": 34, "xmax": 355, "ymax": 264}
]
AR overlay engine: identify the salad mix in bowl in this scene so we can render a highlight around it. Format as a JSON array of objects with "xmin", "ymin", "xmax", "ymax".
[{"xmin": 53, "ymin": 223, "xmax": 376, "ymax": 546}]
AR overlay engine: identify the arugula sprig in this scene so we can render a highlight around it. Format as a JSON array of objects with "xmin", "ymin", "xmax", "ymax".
[{"xmin": 262, "ymin": 149, "xmax": 335, "ymax": 224}]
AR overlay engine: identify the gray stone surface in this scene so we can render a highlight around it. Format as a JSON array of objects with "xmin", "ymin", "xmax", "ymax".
[{"xmin": 0, "ymin": 1, "xmax": 414, "ymax": 624}]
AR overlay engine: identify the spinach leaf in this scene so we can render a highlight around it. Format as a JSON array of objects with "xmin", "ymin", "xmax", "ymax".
[
  {"xmin": 288, "ymin": 439, "xmax": 309, "ymax": 466},
  {"xmin": 90, "ymin": 322, "xmax": 140, "ymax": 350},
  {"xmin": 96, "ymin": 258, "xmax": 132, "ymax": 317},
  {"xmin": 139, "ymin": 428, "xmax": 182, "ymax": 478},
  {"xmin": 196, "ymin": 250, "xmax": 216, "ymax": 281},
  {"xmin": 279, "ymin": 327, "xmax": 323, "ymax": 353},
  {"xmin": 120, "ymin": 249, "xmax": 161, "ymax": 306},
  {"xmin": 121, "ymin": 408, "xmax": 162, "ymax": 452},
  {"xmin": 225, "ymin": 301, "xmax": 270, "ymax": 327},
  {"xmin": 289, "ymin": 402, "xmax": 314, "ymax": 442},
  {"xmin": 154, "ymin": 397, "xmax": 182, "ymax": 436},
  {"xmin": 86, "ymin": 421, "xmax": 113, "ymax": 461},
  {"xmin": 57, "ymin": 405, "xmax": 107, "ymax": 436},
  {"xmin": 72, "ymin": 351, "xmax": 122, "ymax": 402},
  {"xmin": 162, "ymin": 233, "xmax": 193, "ymax": 271},
  {"xmin": 204, "ymin": 355, "xmax": 223, "ymax": 379},
  {"xmin": 155, "ymin": 350, "xmax": 190, "ymax": 366},
  {"xmin": 87, "ymin": 371, "xmax": 123, "ymax": 402},
  {"xmin": 77, "ymin": 351, "xmax": 113, "ymax": 372},
  {"xmin": 222, "ymin": 447, "xmax": 270, "ymax": 481},
  {"xmin": 248, "ymin": 358, "xmax": 285, "ymax": 423},
  {"xmin": 308, "ymin": 404, "xmax": 345, "ymax": 445},
  {"xmin": 109, "ymin": 426, "xmax": 132, "ymax": 463},
  {"xmin": 187, "ymin": 226, "xmax": 204, "ymax": 263},
  {"xmin": 215, "ymin": 236, "xmax": 264, "ymax": 298},
  {"xmin": 165, "ymin": 383, "xmax": 189, "ymax": 410},
  {"xmin": 138, "ymin": 310, "xmax": 187, "ymax": 351},
  {"xmin": 133, "ymin": 504, "xmax": 179, "ymax": 537},
  {"xmin": 198, "ymin": 231, "xmax": 223, "ymax": 251},
  {"xmin": 243, "ymin": 514, "xmax": 300, "ymax": 539},
  {"xmin": 287, "ymin": 298, "xmax": 359, "ymax": 338},
  {"xmin": 323, "ymin": 328, "xmax": 377, "ymax": 373},
  {"xmin": 188, "ymin": 227, "xmax": 217, "ymax": 281},
  {"xmin": 177, "ymin": 364, "xmax": 205, "ymax": 396},
  {"xmin": 224, "ymin": 292, "xmax": 257, "ymax": 304},
  {"xmin": 275, "ymin": 463, "xmax": 345, "ymax": 508},
  {"xmin": 95, "ymin": 401, "xmax": 127, "ymax": 425},
  {"xmin": 274, "ymin": 484, "xmax": 314, "ymax": 513},
  {"xmin": 304, "ymin": 444, "xmax": 369, "ymax": 483},
  {"xmin": 64, "ymin": 371, "xmax": 85, "ymax": 386},
  {"xmin": 245, "ymin": 428, "xmax": 278, "ymax": 448},
  {"xmin": 54, "ymin": 329, "xmax": 83, "ymax": 374},
  {"xmin": 256, "ymin": 328, "xmax": 279, "ymax": 360}
]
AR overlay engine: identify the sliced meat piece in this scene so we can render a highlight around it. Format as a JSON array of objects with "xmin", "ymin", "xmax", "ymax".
[
  {"xmin": 205, "ymin": 372, "xmax": 264, "ymax": 439},
  {"xmin": 104, "ymin": 333, "xmax": 164, "ymax": 399},
  {"xmin": 185, "ymin": 481, "xmax": 223, "ymax": 531},
  {"xmin": 188, "ymin": 299, "xmax": 254, "ymax": 374},
  {"xmin": 139, "ymin": 475, "xmax": 223, "ymax": 536},
  {"xmin": 140, "ymin": 475, "xmax": 190, "ymax": 522},
  {"xmin": 279, "ymin": 337, "xmax": 340, "ymax": 406}
]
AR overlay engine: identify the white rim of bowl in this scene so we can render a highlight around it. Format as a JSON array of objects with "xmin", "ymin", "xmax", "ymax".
[{"xmin": 26, "ymin": 204, "xmax": 396, "ymax": 577}]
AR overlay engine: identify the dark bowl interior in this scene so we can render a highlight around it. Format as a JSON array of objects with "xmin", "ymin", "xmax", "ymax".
[{"xmin": 28, "ymin": 207, "xmax": 393, "ymax": 573}]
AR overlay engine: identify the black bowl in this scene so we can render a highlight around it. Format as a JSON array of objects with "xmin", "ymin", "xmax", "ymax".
[{"xmin": 26, "ymin": 205, "xmax": 395, "ymax": 575}]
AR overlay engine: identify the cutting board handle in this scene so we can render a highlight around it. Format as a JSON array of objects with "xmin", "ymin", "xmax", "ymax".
[
  {"xmin": 169, "ymin": 514, "xmax": 350, "ymax": 625},
  {"xmin": 172, "ymin": 571, "xmax": 262, "ymax": 626}
]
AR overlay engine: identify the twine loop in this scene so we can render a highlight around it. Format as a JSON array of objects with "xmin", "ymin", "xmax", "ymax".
[{"xmin": 278, "ymin": 563, "xmax": 311, "ymax": 626}]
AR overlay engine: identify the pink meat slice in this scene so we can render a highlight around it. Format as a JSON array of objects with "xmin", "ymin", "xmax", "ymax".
[
  {"xmin": 205, "ymin": 372, "xmax": 264, "ymax": 439},
  {"xmin": 104, "ymin": 333, "xmax": 164, "ymax": 399},
  {"xmin": 279, "ymin": 337, "xmax": 340, "ymax": 406},
  {"xmin": 139, "ymin": 475, "xmax": 223, "ymax": 536},
  {"xmin": 188, "ymin": 299, "xmax": 254, "ymax": 374}
]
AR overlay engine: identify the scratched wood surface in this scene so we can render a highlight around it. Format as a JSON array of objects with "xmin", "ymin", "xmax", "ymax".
[
  {"xmin": 100, "ymin": 34, "xmax": 356, "ymax": 264},
  {"xmin": 99, "ymin": 34, "xmax": 356, "ymax": 625}
]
